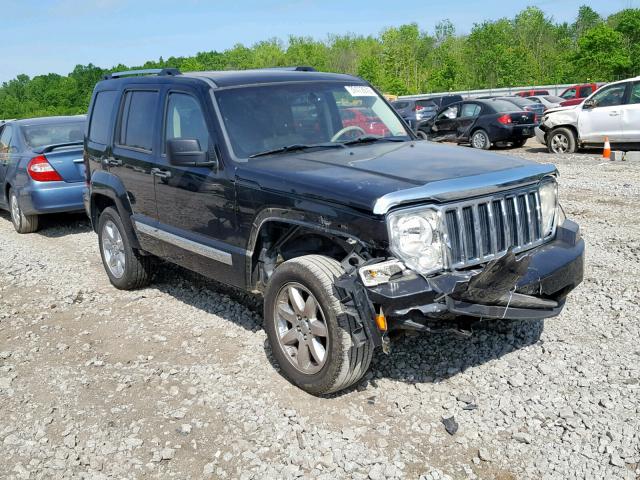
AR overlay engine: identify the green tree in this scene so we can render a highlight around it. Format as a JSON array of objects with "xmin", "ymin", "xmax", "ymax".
[{"xmin": 573, "ymin": 24, "xmax": 631, "ymax": 81}]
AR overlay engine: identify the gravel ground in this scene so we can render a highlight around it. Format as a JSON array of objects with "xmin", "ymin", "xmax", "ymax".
[{"xmin": 0, "ymin": 139, "xmax": 639, "ymax": 480}]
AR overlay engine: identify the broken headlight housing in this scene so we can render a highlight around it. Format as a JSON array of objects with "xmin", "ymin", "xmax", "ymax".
[
  {"xmin": 539, "ymin": 179, "xmax": 558, "ymax": 237},
  {"xmin": 387, "ymin": 207, "xmax": 444, "ymax": 275}
]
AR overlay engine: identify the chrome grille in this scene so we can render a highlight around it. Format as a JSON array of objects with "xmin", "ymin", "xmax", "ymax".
[{"xmin": 443, "ymin": 185, "xmax": 547, "ymax": 269}]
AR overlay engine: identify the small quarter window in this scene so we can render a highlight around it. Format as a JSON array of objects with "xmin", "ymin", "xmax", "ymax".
[{"xmin": 89, "ymin": 91, "xmax": 117, "ymax": 144}]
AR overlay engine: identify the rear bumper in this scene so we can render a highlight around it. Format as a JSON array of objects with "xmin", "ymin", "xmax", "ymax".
[
  {"xmin": 488, "ymin": 124, "xmax": 536, "ymax": 143},
  {"xmin": 363, "ymin": 219, "xmax": 584, "ymax": 324},
  {"xmin": 18, "ymin": 181, "xmax": 85, "ymax": 215}
]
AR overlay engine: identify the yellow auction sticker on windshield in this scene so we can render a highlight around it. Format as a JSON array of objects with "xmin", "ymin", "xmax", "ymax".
[{"xmin": 345, "ymin": 86, "xmax": 377, "ymax": 97}]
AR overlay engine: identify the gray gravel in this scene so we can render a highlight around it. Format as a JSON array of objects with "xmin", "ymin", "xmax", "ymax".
[{"xmin": 1, "ymin": 139, "xmax": 639, "ymax": 479}]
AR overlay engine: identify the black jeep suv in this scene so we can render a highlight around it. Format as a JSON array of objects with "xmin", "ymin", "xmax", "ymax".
[{"xmin": 83, "ymin": 67, "xmax": 584, "ymax": 395}]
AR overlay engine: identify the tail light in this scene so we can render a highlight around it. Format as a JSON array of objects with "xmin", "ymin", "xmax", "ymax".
[
  {"xmin": 497, "ymin": 114, "xmax": 512, "ymax": 125},
  {"xmin": 414, "ymin": 105, "xmax": 425, "ymax": 111},
  {"xmin": 534, "ymin": 114, "xmax": 539, "ymax": 123},
  {"xmin": 27, "ymin": 155, "xmax": 63, "ymax": 182}
]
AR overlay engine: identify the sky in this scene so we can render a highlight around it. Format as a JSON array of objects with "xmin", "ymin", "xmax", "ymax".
[{"xmin": 1, "ymin": 0, "xmax": 636, "ymax": 83}]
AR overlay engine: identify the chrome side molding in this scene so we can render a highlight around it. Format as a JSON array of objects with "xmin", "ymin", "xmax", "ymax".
[{"xmin": 134, "ymin": 221, "xmax": 233, "ymax": 266}]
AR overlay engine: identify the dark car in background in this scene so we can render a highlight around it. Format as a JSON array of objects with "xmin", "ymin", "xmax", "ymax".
[
  {"xmin": 0, "ymin": 115, "xmax": 86, "ymax": 233},
  {"xmin": 422, "ymin": 98, "xmax": 536, "ymax": 149},
  {"xmin": 392, "ymin": 94, "xmax": 463, "ymax": 138},
  {"xmin": 496, "ymin": 96, "xmax": 544, "ymax": 123}
]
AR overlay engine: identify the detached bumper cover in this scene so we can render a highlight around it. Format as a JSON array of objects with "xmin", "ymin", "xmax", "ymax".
[
  {"xmin": 365, "ymin": 219, "xmax": 584, "ymax": 322},
  {"xmin": 18, "ymin": 181, "xmax": 85, "ymax": 215}
]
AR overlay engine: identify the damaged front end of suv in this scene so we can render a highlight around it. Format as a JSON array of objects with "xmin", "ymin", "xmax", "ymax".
[{"xmin": 336, "ymin": 165, "xmax": 584, "ymax": 353}]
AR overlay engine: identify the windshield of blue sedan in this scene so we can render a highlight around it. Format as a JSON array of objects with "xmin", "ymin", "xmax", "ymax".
[
  {"xmin": 215, "ymin": 82, "xmax": 410, "ymax": 159},
  {"xmin": 21, "ymin": 122, "xmax": 86, "ymax": 149}
]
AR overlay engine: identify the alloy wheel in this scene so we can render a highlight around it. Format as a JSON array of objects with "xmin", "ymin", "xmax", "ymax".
[
  {"xmin": 274, "ymin": 283, "xmax": 329, "ymax": 375},
  {"xmin": 472, "ymin": 132, "xmax": 487, "ymax": 149},
  {"xmin": 551, "ymin": 133, "xmax": 569, "ymax": 153},
  {"xmin": 101, "ymin": 220, "xmax": 126, "ymax": 279}
]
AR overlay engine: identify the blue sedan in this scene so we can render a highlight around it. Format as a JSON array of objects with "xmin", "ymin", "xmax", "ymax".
[{"xmin": 0, "ymin": 115, "xmax": 87, "ymax": 233}]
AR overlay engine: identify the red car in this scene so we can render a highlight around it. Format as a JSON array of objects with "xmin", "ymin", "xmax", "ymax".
[
  {"xmin": 341, "ymin": 107, "xmax": 389, "ymax": 136},
  {"xmin": 559, "ymin": 83, "xmax": 603, "ymax": 107},
  {"xmin": 515, "ymin": 89, "xmax": 550, "ymax": 97}
]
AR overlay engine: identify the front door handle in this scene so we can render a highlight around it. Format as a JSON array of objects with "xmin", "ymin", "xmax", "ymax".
[
  {"xmin": 609, "ymin": 112, "xmax": 620, "ymax": 116},
  {"xmin": 151, "ymin": 168, "xmax": 172, "ymax": 180}
]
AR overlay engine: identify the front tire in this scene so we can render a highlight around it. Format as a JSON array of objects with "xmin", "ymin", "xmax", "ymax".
[
  {"xmin": 264, "ymin": 255, "xmax": 374, "ymax": 395},
  {"xmin": 547, "ymin": 127, "xmax": 576, "ymax": 154},
  {"xmin": 471, "ymin": 129, "xmax": 491, "ymax": 150},
  {"xmin": 9, "ymin": 189, "xmax": 39, "ymax": 234},
  {"xmin": 97, "ymin": 207, "xmax": 154, "ymax": 290}
]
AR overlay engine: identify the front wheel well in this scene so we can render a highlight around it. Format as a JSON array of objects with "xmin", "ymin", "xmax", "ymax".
[
  {"xmin": 249, "ymin": 221, "xmax": 364, "ymax": 291},
  {"xmin": 549, "ymin": 124, "xmax": 579, "ymax": 141}
]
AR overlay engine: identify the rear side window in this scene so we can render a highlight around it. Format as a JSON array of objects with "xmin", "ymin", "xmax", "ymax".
[
  {"xmin": 0, "ymin": 125, "xmax": 13, "ymax": 153},
  {"xmin": 89, "ymin": 91, "xmax": 117, "ymax": 144},
  {"xmin": 629, "ymin": 82, "xmax": 640, "ymax": 104},
  {"xmin": 118, "ymin": 90, "xmax": 158, "ymax": 151},
  {"xmin": 460, "ymin": 103, "xmax": 481, "ymax": 117}
]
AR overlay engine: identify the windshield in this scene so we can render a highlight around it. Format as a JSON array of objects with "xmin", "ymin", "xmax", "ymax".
[
  {"xmin": 215, "ymin": 82, "xmax": 410, "ymax": 159},
  {"xmin": 21, "ymin": 121, "xmax": 85, "ymax": 149}
]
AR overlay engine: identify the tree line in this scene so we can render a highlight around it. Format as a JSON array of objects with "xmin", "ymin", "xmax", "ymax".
[{"xmin": 1, "ymin": 5, "xmax": 639, "ymax": 119}]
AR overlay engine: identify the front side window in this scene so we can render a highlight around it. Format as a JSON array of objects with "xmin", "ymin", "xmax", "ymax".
[
  {"xmin": 215, "ymin": 82, "xmax": 409, "ymax": 159},
  {"xmin": 630, "ymin": 82, "xmax": 640, "ymax": 104},
  {"xmin": 22, "ymin": 121, "xmax": 85, "ymax": 149},
  {"xmin": 165, "ymin": 93, "xmax": 209, "ymax": 151},
  {"xmin": 438, "ymin": 105, "xmax": 459, "ymax": 120},
  {"xmin": 590, "ymin": 84, "xmax": 627, "ymax": 108},
  {"xmin": 118, "ymin": 90, "xmax": 158, "ymax": 151}
]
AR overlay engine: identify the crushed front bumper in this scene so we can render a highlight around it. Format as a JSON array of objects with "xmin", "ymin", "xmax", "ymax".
[{"xmin": 363, "ymin": 219, "xmax": 584, "ymax": 328}]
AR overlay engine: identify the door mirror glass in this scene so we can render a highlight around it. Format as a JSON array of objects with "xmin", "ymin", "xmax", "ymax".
[
  {"xmin": 583, "ymin": 99, "xmax": 595, "ymax": 109},
  {"xmin": 167, "ymin": 138, "xmax": 217, "ymax": 167}
]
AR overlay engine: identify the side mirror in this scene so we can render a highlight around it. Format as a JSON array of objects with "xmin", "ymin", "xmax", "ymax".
[
  {"xmin": 167, "ymin": 138, "xmax": 218, "ymax": 169},
  {"xmin": 583, "ymin": 99, "xmax": 596, "ymax": 109}
]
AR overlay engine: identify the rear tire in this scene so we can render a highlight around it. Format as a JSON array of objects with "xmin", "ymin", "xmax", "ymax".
[
  {"xmin": 471, "ymin": 129, "xmax": 491, "ymax": 150},
  {"xmin": 9, "ymin": 189, "xmax": 39, "ymax": 234},
  {"xmin": 415, "ymin": 130, "xmax": 428, "ymax": 140},
  {"xmin": 264, "ymin": 255, "xmax": 374, "ymax": 395},
  {"xmin": 512, "ymin": 139, "xmax": 527, "ymax": 148},
  {"xmin": 97, "ymin": 207, "xmax": 154, "ymax": 290},
  {"xmin": 547, "ymin": 127, "xmax": 576, "ymax": 154}
]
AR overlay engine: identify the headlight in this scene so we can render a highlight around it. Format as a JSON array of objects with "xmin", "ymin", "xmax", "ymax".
[
  {"xmin": 387, "ymin": 208, "xmax": 444, "ymax": 275},
  {"xmin": 539, "ymin": 180, "xmax": 558, "ymax": 236}
]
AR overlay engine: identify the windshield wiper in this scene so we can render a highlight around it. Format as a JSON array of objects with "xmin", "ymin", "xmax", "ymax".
[
  {"xmin": 340, "ymin": 136, "xmax": 408, "ymax": 146},
  {"xmin": 248, "ymin": 143, "xmax": 345, "ymax": 159}
]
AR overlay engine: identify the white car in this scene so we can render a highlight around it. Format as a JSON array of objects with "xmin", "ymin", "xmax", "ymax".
[
  {"xmin": 535, "ymin": 76, "xmax": 640, "ymax": 153},
  {"xmin": 526, "ymin": 95, "xmax": 564, "ymax": 110}
]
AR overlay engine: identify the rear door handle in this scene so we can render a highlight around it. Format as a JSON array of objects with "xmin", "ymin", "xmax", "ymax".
[{"xmin": 151, "ymin": 168, "xmax": 172, "ymax": 179}]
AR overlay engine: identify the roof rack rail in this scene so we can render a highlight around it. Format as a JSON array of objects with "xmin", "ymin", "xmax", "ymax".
[
  {"xmin": 103, "ymin": 68, "xmax": 181, "ymax": 80},
  {"xmin": 265, "ymin": 66, "xmax": 317, "ymax": 72}
]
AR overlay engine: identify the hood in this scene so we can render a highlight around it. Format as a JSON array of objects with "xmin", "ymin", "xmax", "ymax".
[{"xmin": 235, "ymin": 141, "xmax": 555, "ymax": 214}]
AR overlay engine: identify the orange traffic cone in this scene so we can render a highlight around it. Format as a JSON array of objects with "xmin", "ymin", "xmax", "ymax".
[{"xmin": 603, "ymin": 137, "xmax": 611, "ymax": 160}]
